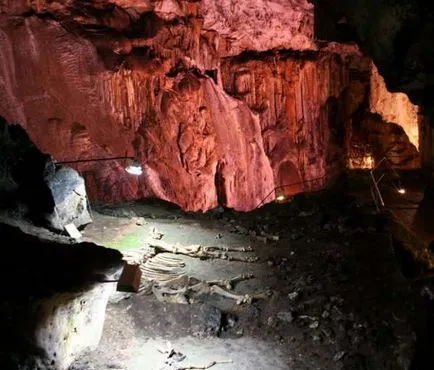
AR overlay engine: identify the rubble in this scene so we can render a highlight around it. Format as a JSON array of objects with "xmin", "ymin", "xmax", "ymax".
[{"xmin": 74, "ymin": 188, "xmax": 418, "ymax": 369}]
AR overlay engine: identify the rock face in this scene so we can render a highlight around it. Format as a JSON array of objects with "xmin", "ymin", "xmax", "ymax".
[
  {"xmin": 45, "ymin": 165, "xmax": 93, "ymax": 231},
  {"xmin": 315, "ymin": 0, "xmax": 434, "ymax": 110},
  {"xmin": 200, "ymin": 0, "xmax": 316, "ymax": 56},
  {"xmin": 0, "ymin": 117, "xmax": 92, "ymax": 230},
  {"xmin": 0, "ymin": 223, "xmax": 124, "ymax": 370},
  {"xmin": 369, "ymin": 64, "xmax": 420, "ymax": 150},
  {"xmin": 315, "ymin": 0, "xmax": 428, "ymax": 168},
  {"xmin": 347, "ymin": 63, "xmax": 420, "ymax": 169},
  {"xmin": 221, "ymin": 50, "xmax": 358, "ymax": 194},
  {"xmin": 0, "ymin": 1, "xmax": 423, "ymax": 210}
]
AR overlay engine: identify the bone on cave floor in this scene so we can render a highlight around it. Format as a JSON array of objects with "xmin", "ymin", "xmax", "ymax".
[{"xmin": 1, "ymin": 176, "xmax": 434, "ymax": 369}]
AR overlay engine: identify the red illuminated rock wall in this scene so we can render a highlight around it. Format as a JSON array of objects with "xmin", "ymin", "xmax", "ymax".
[
  {"xmin": 0, "ymin": 1, "xmax": 422, "ymax": 210},
  {"xmin": 221, "ymin": 48, "xmax": 361, "ymax": 194}
]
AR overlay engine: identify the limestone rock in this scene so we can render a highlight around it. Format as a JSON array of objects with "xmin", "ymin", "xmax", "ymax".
[
  {"xmin": 221, "ymin": 50, "xmax": 368, "ymax": 194},
  {"xmin": 0, "ymin": 117, "xmax": 92, "ymax": 230},
  {"xmin": 350, "ymin": 112, "xmax": 420, "ymax": 169},
  {"xmin": 315, "ymin": 0, "xmax": 434, "ymax": 110},
  {"xmin": 0, "ymin": 223, "xmax": 124, "ymax": 370},
  {"xmin": 0, "ymin": 1, "xmax": 423, "ymax": 211},
  {"xmin": 369, "ymin": 64, "xmax": 420, "ymax": 150},
  {"xmin": 200, "ymin": 0, "xmax": 316, "ymax": 56},
  {"xmin": 44, "ymin": 165, "xmax": 92, "ymax": 231}
]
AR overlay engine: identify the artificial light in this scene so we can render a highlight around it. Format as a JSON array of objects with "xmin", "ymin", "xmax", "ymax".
[
  {"xmin": 397, "ymin": 188, "xmax": 406, "ymax": 194},
  {"xmin": 125, "ymin": 160, "xmax": 143, "ymax": 176},
  {"xmin": 276, "ymin": 195, "xmax": 285, "ymax": 201}
]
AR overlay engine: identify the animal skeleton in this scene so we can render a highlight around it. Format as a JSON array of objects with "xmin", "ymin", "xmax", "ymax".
[{"xmin": 122, "ymin": 242, "xmax": 270, "ymax": 305}]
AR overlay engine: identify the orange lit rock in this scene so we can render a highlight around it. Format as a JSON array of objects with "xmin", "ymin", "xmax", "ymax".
[
  {"xmin": 346, "ymin": 64, "xmax": 420, "ymax": 170},
  {"xmin": 0, "ymin": 14, "xmax": 275, "ymax": 211},
  {"xmin": 370, "ymin": 64, "xmax": 420, "ymax": 150}
]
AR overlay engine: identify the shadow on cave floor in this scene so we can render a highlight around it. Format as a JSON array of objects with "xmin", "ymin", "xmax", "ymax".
[{"xmin": 63, "ymin": 184, "xmax": 434, "ymax": 370}]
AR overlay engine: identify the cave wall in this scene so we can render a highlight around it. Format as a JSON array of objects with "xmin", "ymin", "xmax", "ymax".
[
  {"xmin": 221, "ymin": 48, "xmax": 362, "ymax": 193},
  {"xmin": 347, "ymin": 62, "xmax": 420, "ymax": 169},
  {"xmin": 369, "ymin": 63, "xmax": 420, "ymax": 150},
  {"xmin": 0, "ymin": 0, "xmax": 423, "ymax": 210},
  {"xmin": 314, "ymin": 0, "xmax": 434, "ymax": 109},
  {"xmin": 315, "ymin": 0, "xmax": 434, "ymax": 170}
]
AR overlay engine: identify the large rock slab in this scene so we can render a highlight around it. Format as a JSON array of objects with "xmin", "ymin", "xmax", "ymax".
[{"xmin": 0, "ymin": 223, "xmax": 124, "ymax": 370}]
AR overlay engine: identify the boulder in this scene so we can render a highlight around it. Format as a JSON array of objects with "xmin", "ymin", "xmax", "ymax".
[
  {"xmin": 44, "ymin": 165, "xmax": 93, "ymax": 231},
  {"xmin": 0, "ymin": 116, "xmax": 92, "ymax": 231},
  {"xmin": 0, "ymin": 223, "xmax": 124, "ymax": 370}
]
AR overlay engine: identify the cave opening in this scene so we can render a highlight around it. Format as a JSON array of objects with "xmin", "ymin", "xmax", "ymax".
[{"xmin": 1, "ymin": 0, "xmax": 434, "ymax": 369}]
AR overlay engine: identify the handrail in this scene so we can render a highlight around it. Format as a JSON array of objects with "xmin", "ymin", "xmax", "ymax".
[
  {"xmin": 255, "ymin": 173, "xmax": 330, "ymax": 209},
  {"xmin": 56, "ymin": 156, "xmax": 135, "ymax": 165},
  {"xmin": 255, "ymin": 151, "xmax": 414, "ymax": 210},
  {"xmin": 369, "ymin": 156, "xmax": 407, "ymax": 210}
]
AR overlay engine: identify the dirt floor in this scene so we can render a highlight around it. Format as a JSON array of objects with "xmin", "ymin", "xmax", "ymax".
[{"xmin": 59, "ymin": 177, "xmax": 434, "ymax": 370}]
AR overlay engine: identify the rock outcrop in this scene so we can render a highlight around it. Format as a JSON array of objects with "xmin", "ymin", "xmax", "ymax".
[
  {"xmin": 45, "ymin": 165, "xmax": 93, "ymax": 231},
  {"xmin": 347, "ymin": 63, "xmax": 420, "ymax": 169},
  {"xmin": 369, "ymin": 64, "xmax": 420, "ymax": 151},
  {"xmin": 221, "ymin": 49, "xmax": 363, "ymax": 194},
  {"xmin": 0, "ymin": 223, "xmax": 124, "ymax": 370},
  {"xmin": 0, "ymin": 0, "xmax": 423, "ymax": 210},
  {"xmin": 315, "ymin": 0, "xmax": 434, "ymax": 110},
  {"xmin": 0, "ymin": 117, "xmax": 92, "ymax": 230}
]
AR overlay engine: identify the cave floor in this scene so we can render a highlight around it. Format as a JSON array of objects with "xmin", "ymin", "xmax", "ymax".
[{"xmin": 67, "ymin": 186, "xmax": 434, "ymax": 370}]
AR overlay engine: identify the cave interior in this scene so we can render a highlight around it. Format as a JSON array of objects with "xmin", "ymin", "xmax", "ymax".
[{"xmin": 1, "ymin": 0, "xmax": 434, "ymax": 369}]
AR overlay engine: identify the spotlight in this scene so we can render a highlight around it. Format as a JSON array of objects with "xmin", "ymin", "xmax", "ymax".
[
  {"xmin": 397, "ymin": 188, "xmax": 406, "ymax": 195},
  {"xmin": 57, "ymin": 155, "xmax": 143, "ymax": 176},
  {"xmin": 125, "ymin": 160, "xmax": 143, "ymax": 176},
  {"xmin": 276, "ymin": 195, "xmax": 285, "ymax": 202}
]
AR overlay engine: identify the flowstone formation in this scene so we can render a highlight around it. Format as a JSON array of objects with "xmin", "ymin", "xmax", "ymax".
[{"xmin": 0, "ymin": 0, "xmax": 421, "ymax": 210}]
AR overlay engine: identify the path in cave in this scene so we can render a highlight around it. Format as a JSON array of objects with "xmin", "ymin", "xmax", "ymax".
[{"xmin": 70, "ymin": 186, "xmax": 424, "ymax": 370}]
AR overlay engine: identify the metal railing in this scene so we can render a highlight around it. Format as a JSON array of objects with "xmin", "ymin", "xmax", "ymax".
[
  {"xmin": 255, "ymin": 152, "xmax": 415, "ymax": 210},
  {"xmin": 56, "ymin": 155, "xmax": 135, "ymax": 165},
  {"xmin": 369, "ymin": 156, "xmax": 407, "ymax": 211},
  {"xmin": 255, "ymin": 173, "xmax": 331, "ymax": 209}
]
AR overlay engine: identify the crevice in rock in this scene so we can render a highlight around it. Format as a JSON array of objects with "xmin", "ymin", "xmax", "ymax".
[{"xmin": 214, "ymin": 160, "xmax": 227, "ymax": 207}]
